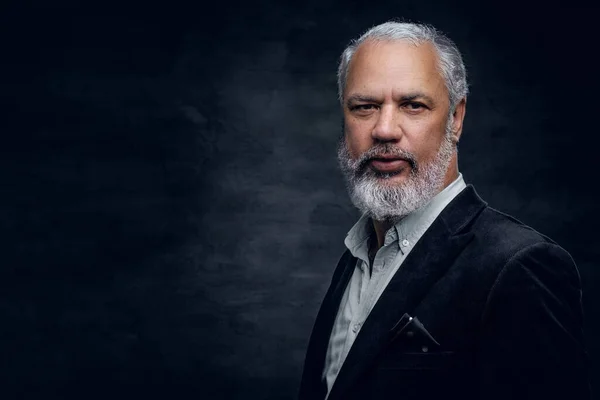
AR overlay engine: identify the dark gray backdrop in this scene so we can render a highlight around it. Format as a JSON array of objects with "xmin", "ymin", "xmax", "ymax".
[{"xmin": 2, "ymin": 1, "xmax": 598, "ymax": 399}]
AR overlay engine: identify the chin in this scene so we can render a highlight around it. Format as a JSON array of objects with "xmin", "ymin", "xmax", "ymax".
[{"xmin": 372, "ymin": 169, "xmax": 410, "ymax": 183}]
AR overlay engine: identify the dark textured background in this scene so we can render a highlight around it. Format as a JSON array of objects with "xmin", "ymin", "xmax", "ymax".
[{"xmin": 1, "ymin": 1, "xmax": 599, "ymax": 399}]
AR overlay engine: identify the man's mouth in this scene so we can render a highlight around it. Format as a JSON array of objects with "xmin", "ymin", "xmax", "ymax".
[{"xmin": 369, "ymin": 157, "xmax": 410, "ymax": 173}]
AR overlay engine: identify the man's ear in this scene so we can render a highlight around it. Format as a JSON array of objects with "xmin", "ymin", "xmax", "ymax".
[{"xmin": 451, "ymin": 98, "xmax": 467, "ymax": 144}]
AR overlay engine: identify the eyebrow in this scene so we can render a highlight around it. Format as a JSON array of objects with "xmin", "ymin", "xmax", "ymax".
[
  {"xmin": 399, "ymin": 92, "xmax": 436, "ymax": 104},
  {"xmin": 345, "ymin": 92, "xmax": 436, "ymax": 107},
  {"xmin": 345, "ymin": 95, "xmax": 380, "ymax": 106}
]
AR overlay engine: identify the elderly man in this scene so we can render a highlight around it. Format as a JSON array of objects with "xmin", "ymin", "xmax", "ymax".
[{"xmin": 298, "ymin": 21, "xmax": 590, "ymax": 400}]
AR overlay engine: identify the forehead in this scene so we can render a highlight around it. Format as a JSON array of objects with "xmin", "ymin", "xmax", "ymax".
[{"xmin": 345, "ymin": 39, "xmax": 447, "ymax": 100}]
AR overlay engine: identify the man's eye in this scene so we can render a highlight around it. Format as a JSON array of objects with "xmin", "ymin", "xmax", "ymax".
[
  {"xmin": 352, "ymin": 104, "xmax": 376, "ymax": 112},
  {"xmin": 404, "ymin": 102, "xmax": 425, "ymax": 110}
]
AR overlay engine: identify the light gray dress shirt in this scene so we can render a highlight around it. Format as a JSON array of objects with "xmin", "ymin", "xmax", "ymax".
[{"xmin": 323, "ymin": 174, "xmax": 467, "ymax": 397}]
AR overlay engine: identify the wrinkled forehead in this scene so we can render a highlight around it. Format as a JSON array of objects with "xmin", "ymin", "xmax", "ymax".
[{"xmin": 345, "ymin": 39, "xmax": 447, "ymax": 101}]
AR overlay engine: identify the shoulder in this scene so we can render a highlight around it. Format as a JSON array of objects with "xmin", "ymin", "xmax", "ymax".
[
  {"xmin": 458, "ymin": 205, "xmax": 583, "ymax": 337},
  {"xmin": 476, "ymin": 207, "xmax": 581, "ymax": 301},
  {"xmin": 487, "ymin": 240, "xmax": 581, "ymax": 302},
  {"xmin": 470, "ymin": 205, "xmax": 571, "ymax": 263},
  {"xmin": 455, "ymin": 202, "xmax": 581, "ymax": 298},
  {"xmin": 441, "ymin": 185, "xmax": 570, "ymax": 263}
]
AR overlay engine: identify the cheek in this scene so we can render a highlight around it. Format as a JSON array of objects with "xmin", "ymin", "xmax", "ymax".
[
  {"xmin": 344, "ymin": 119, "xmax": 372, "ymax": 155},
  {"xmin": 405, "ymin": 121, "xmax": 447, "ymax": 160}
]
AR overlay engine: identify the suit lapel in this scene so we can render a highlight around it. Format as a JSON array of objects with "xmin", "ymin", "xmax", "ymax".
[
  {"xmin": 326, "ymin": 185, "xmax": 486, "ymax": 400},
  {"xmin": 298, "ymin": 249, "xmax": 357, "ymax": 400}
]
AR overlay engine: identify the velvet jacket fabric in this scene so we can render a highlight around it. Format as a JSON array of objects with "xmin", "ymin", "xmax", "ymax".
[{"xmin": 298, "ymin": 185, "xmax": 590, "ymax": 400}]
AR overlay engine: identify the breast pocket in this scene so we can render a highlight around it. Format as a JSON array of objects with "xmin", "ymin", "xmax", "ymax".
[
  {"xmin": 379, "ymin": 315, "xmax": 457, "ymax": 370},
  {"xmin": 365, "ymin": 351, "xmax": 465, "ymax": 400},
  {"xmin": 378, "ymin": 350, "xmax": 457, "ymax": 370}
]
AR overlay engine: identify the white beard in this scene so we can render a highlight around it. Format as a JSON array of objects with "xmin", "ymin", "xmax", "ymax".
[{"xmin": 337, "ymin": 120, "xmax": 456, "ymax": 222}]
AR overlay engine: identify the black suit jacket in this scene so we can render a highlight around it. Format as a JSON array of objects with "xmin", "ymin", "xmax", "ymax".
[{"xmin": 298, "ymin": 185, "xmax": 590, "ymax": 400}]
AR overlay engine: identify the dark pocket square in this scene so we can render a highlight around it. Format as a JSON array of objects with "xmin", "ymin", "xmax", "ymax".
[
  {"xmin": 410, "ymin": 317, "xmax": 440, "ymax": 347},
  {"xmin": 389, "ymin": 314, "xmax": 442, "ymax": 351}
]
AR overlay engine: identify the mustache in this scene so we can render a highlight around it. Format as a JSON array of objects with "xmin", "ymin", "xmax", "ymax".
[{"xmin": 354, "ymin": 144, "xmax": 418, "ymax": 174}]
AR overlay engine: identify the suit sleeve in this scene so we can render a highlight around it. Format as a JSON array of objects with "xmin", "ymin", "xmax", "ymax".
[{"xmin": 478, "ymin": 242, "xmax": 591, "ymax": 400}]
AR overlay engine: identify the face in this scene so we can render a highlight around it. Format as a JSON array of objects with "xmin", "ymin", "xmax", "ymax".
[{"xmin": 338, "ymin": 39, "xmax": 465, "ymax": 221}]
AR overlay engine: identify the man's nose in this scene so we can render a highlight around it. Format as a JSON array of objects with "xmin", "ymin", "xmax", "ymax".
[{"xmin": 371, "ymin": 105, "xmax": 403, "ymax": 142}]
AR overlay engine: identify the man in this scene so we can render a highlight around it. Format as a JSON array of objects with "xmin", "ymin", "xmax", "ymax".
[{"xmin": 298, "ymin": 21, "xmax": 590, "ymax": 400}]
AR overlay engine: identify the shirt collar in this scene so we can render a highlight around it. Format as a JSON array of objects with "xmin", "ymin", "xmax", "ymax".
[{"xmin": 344, "ymin": 212, "xmax": 373, "ymax": 263}]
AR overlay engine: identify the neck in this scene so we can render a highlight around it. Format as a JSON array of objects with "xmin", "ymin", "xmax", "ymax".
[{"xmin": 371, "ymin": 218, "xmax": 394, "ymax": 251}]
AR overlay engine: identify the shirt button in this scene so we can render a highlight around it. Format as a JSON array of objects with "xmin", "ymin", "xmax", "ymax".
[
  {"xmin": 352, "ymin": 323, "xmax": 361, "ymax": 333},
  {"xmin": 402, "ymin": 239, "xmax": 409, "ymax": 247},
  {"xmin": 421, "ymin": 345, "xmax": 429, "ymax": 353}
]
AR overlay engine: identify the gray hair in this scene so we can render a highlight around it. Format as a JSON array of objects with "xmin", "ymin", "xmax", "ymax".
[{"xmin": 337, "ymin": 21, "xmax": 468, "ymax": 111}]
